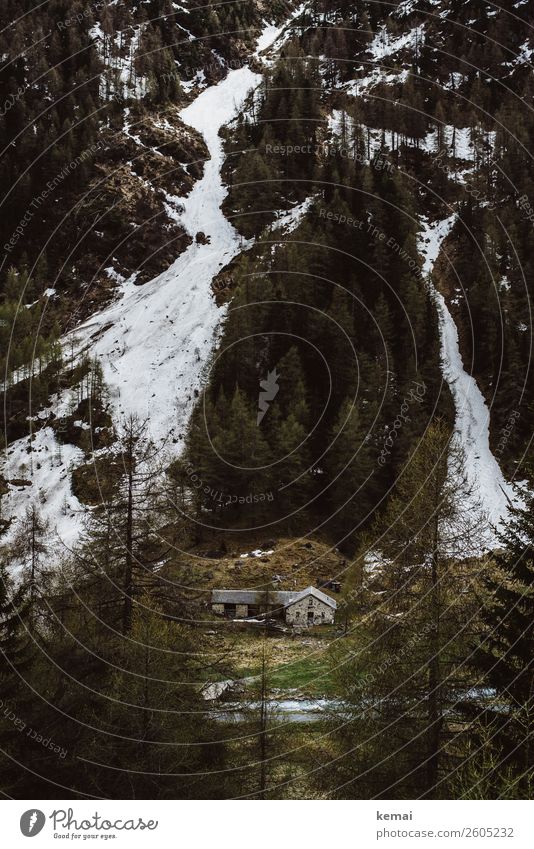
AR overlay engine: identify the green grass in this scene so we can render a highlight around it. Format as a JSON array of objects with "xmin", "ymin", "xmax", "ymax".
[{"xmin": 238, "ymin": 655, "xmax": 337, "ymax": 698}]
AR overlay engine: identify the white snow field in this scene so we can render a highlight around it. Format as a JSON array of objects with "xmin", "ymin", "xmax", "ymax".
[
  {"xmin": 418, "ymin": 216, "xmax": 515, "ymax": 543},
  {"xmin": 70, "ymin": 65, "xmax": 261, "ymax": 450}
]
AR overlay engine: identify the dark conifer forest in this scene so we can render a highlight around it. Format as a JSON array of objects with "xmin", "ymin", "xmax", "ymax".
[{"xmin": 0, "ymin": 0, "xmax": 532, "ymax": 803}]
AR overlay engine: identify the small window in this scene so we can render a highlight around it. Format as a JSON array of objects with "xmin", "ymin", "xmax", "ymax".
[
  {"xmin": 308, "ymin": 598, "xmax": 313, "ymax": 607},
  {"xmin": 296, "ymin": 611, "xmax": 300, "ymax": 620}
]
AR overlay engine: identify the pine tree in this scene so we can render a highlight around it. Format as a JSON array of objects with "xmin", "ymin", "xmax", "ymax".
[
  {"xmin": 212, "ymin": 386, "xmax": 271, "ymax": 518},
  {"xmin": 9, "ymin": 504, "xmax": 50, "ymax": 628},
  {"xmin": 0, "ymin": 539, "xmax": 30, "ymax": 699},
  {"xmin": 81, "ymin": 597, "xmax": 233, "ymax": 799}
]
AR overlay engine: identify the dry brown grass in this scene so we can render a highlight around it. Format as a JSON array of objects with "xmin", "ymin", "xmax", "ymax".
[{"xmin": 185, "ymin": 535, "xmax": 347, "ymax": 593}]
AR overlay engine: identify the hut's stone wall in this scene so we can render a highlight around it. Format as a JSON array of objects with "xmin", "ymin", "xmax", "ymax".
[{"xmin": 285, "ymin": 596, "xmax": 335, "ymax": 626}]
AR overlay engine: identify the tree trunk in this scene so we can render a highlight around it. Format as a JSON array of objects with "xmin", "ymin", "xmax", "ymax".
[
  {"xmin": 122, "ymin": 434, "xmax": 135, "ymax": 635},
  {"xmin": 259, "ymin": 643, "xmax": 267, "ymax": 798},
  {"xmin": 427, "ymin": 508, "xmax": 443, "ymax": 797}
]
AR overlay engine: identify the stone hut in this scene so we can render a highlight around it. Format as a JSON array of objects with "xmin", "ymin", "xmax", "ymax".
[{"xmin": 211, "ymin": 586, "xmax": 336, "ymax": 625}]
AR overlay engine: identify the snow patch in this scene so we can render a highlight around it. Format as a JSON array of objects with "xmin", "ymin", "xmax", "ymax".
[
  {"xmin": 240, "ymin": 549, "xmax": 274, "ymax": 559},
  {"xmin": 91, "ymin": 24, "xmax": 149, "ymax": 101},
  {"xmin": 255, "ymin": 3, "xmax": 308, "ymax": 58},
  {"xmin": 367, "ymin": 25, "xmax": 424, "ymax": 62},
  {"xmin": 272, "ymin": 197, "xmax": 313, "ymax": 233}
]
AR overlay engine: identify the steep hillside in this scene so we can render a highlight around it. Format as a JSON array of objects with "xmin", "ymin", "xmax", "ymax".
[{"xmin": 2, "ymin": 0, "xmax": 532, "ymax": 551}]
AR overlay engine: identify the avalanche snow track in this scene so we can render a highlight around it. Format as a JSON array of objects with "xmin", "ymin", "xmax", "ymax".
[
  {"xmin": 70, "ymin": 66, "xmax": 261, "ymax": 448},
  {"xmin": 419, "ymin": 216, "xmax": 516, "ymax": 546}
]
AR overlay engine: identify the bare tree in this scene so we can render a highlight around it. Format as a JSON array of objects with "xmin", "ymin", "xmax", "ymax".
[{"xmin": 77, "ymin": 415, "xmax": 166, "ymax": 634}]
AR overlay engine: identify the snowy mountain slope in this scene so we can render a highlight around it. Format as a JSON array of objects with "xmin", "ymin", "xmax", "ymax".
[
  {"xmin": 319, "ymin": 0, "xmax": 531, "ymax": 516},
  {"xmin": 66, "ymin": 14, "xmax": 303, "ymax": 450},
  {"xmin": 0, "ymin": 21, "xmax": 300, "ymax": 544},
  {"xmin": 4, "ymin": 70, "xmax": 258, "ymax": 544}
]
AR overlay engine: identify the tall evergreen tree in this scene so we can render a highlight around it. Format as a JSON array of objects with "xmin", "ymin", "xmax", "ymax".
[
  {"xmin": 470, "ymin": 483, "xmax": 534, "ymax": 797},
  {"xmin": 327, "ymin": 421, "xmax": 486, "ymax": 798}
]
